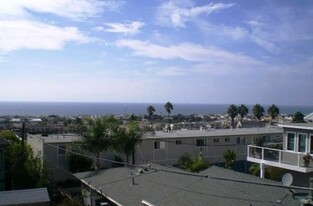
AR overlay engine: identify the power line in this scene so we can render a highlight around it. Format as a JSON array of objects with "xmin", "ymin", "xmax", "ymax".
[
  {"xmin": 43, "ymin": 142, "xmax": 313, "ymax": 192},
  {"xmin": 43, "ymin": 142, "xmax": 208, "ymax": 178}
]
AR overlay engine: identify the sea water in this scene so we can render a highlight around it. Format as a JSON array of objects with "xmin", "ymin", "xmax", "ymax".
[{"xmin": 0, "ymin": 102, "xmax": 312, "ymax": 116}]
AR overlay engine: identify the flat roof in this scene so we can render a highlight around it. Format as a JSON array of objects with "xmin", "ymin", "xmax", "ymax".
[
  {"xmin": 74, "ymin": 164, "xmax": 299, "ymax": 206},
  {"xmin": 0, "ymin": 188, "xmax": 50, "ymax": 205},
  {"xmin": 144, "ymin": 127, "xmax": 282, "ymax": 139},
  {"xmin": 278, "ymin": 123, "xmax": 313, "ymax": 130},
  {"xmin": 28, "ymin": 133, "xmax": 81, "ymax": 143}
]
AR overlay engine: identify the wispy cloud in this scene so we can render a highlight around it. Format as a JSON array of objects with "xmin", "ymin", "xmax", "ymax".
[
  {"xmin": 115, "ymin": 39, "xmax": 262, "ymax": 65},
  {"xmin": 0, "ymin": 20, "xmax": 88, "ymax": 52},
  {"xmin": 196, "ymin": 19, "xmax": 248, "ymax": 41},
  {"xmin": 155, "ymin": 67, "xmax": 186, "ymax": 76},
  {"xmin": 156, "ymin": 1, "xmax": 235, "ymax": 27},
  {"xmin": 245, "ymin": 5, "xmax": 313, "ymax": 53},
  {"xmin": 0, "ymin": 0, "xmax": 124, "ymax": 20},
  {"xmin": 103, "ymin": 21, "xmax": 144, "ymax": 35}
]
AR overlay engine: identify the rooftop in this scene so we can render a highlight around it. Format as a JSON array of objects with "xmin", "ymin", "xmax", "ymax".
[
  {"xmin": 75, "ymin": 164, "xmax": 300, "ymax": 206},
  {"xmin": 28, "ymin": 133, "xmax": 81, "ymax": 143},
  {"xmin": 278, "ymin": 123, "xmax": 313, "ymax": 130},
  {"xmin": 144, "ymin": 127, "xmax": 282, "ymax": 139},
  {"xmin": 0, "ymin": 188, "xmax": 50, "ymax": 205}
]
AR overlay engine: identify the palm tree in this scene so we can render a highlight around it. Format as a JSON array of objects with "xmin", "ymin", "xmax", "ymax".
[
  {"xmin": 114, "ymin": 121, "xmax": 144, "ymax": 164},
  {"xmin": 79, "ymin": 116, "xmax": 117, "ymax": 171},
  {"xmin": 253, "ymin": 104, "xmax": 265, "ymax": 126},
  {"xmin": 238, "ymin": 104, "xmax": 248, "ymax": 125},
  {"xmin": 223, "ymin": 149, "xmax": 236, "ymax": 169},
  {"xmin": 227, "ymin": 104, "xmax": 238, "ymax": 128},
  {"xmin": 292, "ymin": 111, "xmax": 305, "ymax": 123},
  {"xmin": 147, "ymin": 105, "xmax": 155, "ymax": 122},
  {"xmin": 249, "ymin": 163, "xmax": 260, "ymax": 176},
  {"xmin": 164, "ymin": 101, "xmax": 174, "ymax": 119},
  {"xmin": 267, "ymin": 104, "xmax": 279, "ymax": 124}
]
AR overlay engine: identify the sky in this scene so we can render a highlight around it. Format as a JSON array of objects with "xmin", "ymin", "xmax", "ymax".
[{"xmin": 0, "ymin": 0, "xmax": 312, "ymax": 105}]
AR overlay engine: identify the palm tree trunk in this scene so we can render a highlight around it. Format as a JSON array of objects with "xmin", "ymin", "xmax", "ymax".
[
  {"xmin": 132, "ymin": 147, "xmax": 135, "ymax": 165},
  {"xmin": 95, "ymin": 154, "xmax": 100, "ymax": 171}
]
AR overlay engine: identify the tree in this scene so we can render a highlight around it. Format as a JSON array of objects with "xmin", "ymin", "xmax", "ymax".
[
  {"xmin": 67, "ymin": 144, "xmax": 92, "ymax": 173},
  {"xmin": 267, "ymin": 104, "xmax": 280, "ymax": 124},
  {"xmin": 292, "ymin": 111, "xmax": 305, "ymax": 123},
  {"xmin": 223, "ymin": 149, "xmax": 236, "ymax": 169},
  {"xmin": 253, "ymin": 104, "xmax": 265, "ymax": 126},
  {"xmin": 114, "ymin": 121, "xmax": 144, "ymax": 164},
  {"xmin": 147, "ymin": 105, "xmax": 155, "ymax": 122},
  {"xmin": 227, "ymin": 104, "xmax": 238, "ymax": 128},
  {"xmin": 1, "ymin": 130, "xmax": 48, "ymax": 190},
  {"xmin": 79, "ymin": 116, "xmax": 117, "ymax": 171},
  {"xmin": 164, "ymin": 101, "xmax": 174, "ymax": 118},
  {"xmin": 238, "ymin": 104, "xmax": 248, "ymax": 124}
]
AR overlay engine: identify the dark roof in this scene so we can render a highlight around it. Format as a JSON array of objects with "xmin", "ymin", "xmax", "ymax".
[
  {"xmin": 0, "ymin": 188, "xmax": 50, "ymax": 205},
  {"xmin": 74, "ymin": 164, "xmax": 301, "ymax": 206},
  {"xmin": 0, "ymin": 138, "xmax": 10, "ymax": 148}
]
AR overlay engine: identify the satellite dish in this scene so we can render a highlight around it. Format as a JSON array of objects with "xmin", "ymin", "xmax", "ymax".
[{"xmin": 282, "ymin": 173, "xmax": 293, "ymax": 186}]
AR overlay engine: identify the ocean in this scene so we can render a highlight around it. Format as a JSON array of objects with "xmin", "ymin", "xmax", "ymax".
[{"xmin": 0, "ymin": 102, "xmax": 312, "ymax": 116}]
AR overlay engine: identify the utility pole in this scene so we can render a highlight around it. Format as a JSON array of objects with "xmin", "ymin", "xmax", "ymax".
[{"xmin": 21, "ymin": 121, "xmax": 25, "ymax": 146}]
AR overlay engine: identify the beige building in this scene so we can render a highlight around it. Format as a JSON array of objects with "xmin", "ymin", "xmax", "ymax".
[
  {"xmin": 27, "ymin": 134, "xmax": 81, "ymax": 181},
  {"xmin": 135, "ymin": 127, "xmax": 282, "ymax": 165}
]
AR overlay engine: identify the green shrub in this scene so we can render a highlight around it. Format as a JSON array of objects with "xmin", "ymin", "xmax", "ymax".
[
  {"xmin": 189, "ymin": 156, "xmax": 208, "ymax": 173},
  {"xmin": 178, "ymin": 152, "xmax": 208, "ymax": 173},
  {"xmin": 178, "ymin": 152, "xmax": 192, "ymax": 169}
]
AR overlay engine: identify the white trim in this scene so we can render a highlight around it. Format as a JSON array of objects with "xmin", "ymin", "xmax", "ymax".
[
  {"xmin": 278, "ymin": 124, "xmax": 313, "ymax": 130},
  {"xmin": 141, "ymin": 200, "xmax": 155, "ymax": 206},
  {"xmin": 310, "ymin": 134, "xmax": 313, "ymax": 154},
  {"xmin": 247, "ymin": 156, "xmax": 313, "ymax": 173}
]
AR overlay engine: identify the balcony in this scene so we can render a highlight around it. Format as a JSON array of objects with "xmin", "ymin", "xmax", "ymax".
[{"xmin": 247, "ymin": 145, "xmax": 313, "ymax": 173}]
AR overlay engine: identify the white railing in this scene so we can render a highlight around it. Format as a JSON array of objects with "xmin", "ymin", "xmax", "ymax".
[{"xmin": 247, "ymin": 145, "xmax": 312, "ymax": 168}]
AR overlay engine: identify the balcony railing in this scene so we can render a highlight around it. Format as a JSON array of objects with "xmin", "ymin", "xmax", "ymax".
[{"xmin": 247, "ymin": 145, "xmax": 313, "ymax": 168}]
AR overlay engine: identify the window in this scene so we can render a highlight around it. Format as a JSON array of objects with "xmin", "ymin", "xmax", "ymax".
[
  {"xmin": 0, "ymin": 151, "xmax": 3, "ymax": 171},
  {"xmin": 213, "ymin": 138, "xmax": 219, "ymax": 143},
  {"xmin": 298, "ymin": 133, "xmax": 307, "ymax": 152},
  {"xmin": 242, "ymin": 137, "xmax": 246, "ymax": 145},
  {"xmin": 225, "ymin": 138, "xmax": 230, "ymax": 143},
  {"xmin": 287, "ymin": 133, "xmax": 295, "ymax": 151},
  {"xmin": 58, "ymin": 145, "xmax": 66, "ymax": 155},
  {"xmin": 262, "ymin": 136, "xmax": 270, "ymax": 142},
  {"xmin": 154, "ymin": 141, "xmax": 165, "ymax": 149},
  {"xmin": 236, "ymin": 137, "xmax": 240, "ymax": 144},
  {"xmin": 196, "ymin": 139, "xmax": 205, "ymax": 147},
  {"xmin": 175, "ymin": 140, "xmax": 182, "ymax": 145}
]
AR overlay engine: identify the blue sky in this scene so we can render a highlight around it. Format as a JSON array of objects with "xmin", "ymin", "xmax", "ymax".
[{"xmin": 0, "ymin": 0, "xmax": 312, "ymax": 105}]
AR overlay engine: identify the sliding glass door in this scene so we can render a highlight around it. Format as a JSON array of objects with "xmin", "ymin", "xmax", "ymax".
[{"xmin": 298, "ymin": 133, "xmax": 307, "ymax": 152}]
